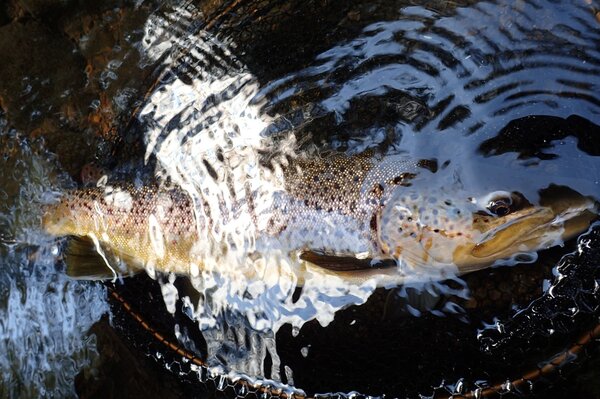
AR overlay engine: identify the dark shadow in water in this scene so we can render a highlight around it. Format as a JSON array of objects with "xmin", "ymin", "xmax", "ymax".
[
  {"xmin": 479, "ymin": 223, "xmax": 600, "ymax": 357},
  {"xmin": 479, "ymin": 115, "xmax": 600, "ymax": 160}
]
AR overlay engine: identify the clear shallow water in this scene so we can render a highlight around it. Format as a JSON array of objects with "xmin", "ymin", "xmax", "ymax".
[{"xmin": 0, "ymin": 0, "xmax": 599, "ymax": 397}]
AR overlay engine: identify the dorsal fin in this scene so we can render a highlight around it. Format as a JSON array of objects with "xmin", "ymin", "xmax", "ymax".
[{"xmin": 299, "ymin": 251, "xmax": 397, "ymax": 272}]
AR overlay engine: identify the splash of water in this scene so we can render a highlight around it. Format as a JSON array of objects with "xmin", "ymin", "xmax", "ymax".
[
  {"xmin": 0, "ymin": 127, "xmax": 109, "ymax": 398},
  {"xmin": 138, "ymin": 4, "xmax": 387, "ymax": 338}
]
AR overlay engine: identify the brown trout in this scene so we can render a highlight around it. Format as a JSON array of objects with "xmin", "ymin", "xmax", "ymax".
[{"xmin": 42, "ymin": 153, "xmax": 598, "ymax": 286}]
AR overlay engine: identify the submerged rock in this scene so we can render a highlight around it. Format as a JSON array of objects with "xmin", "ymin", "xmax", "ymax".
[{"xmin": 0, "ymin": 19, "xmax": 94, "ymax": 175}]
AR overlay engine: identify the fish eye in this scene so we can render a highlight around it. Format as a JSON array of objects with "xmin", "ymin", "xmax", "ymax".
[{"xmin": 487, "ymin": 197, "xmax": 512, "ymax": 216}]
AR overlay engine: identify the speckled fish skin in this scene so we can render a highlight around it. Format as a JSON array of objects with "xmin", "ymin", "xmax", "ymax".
[
  {"xmin": 263, "ymin": 152, "xmax": 420, "ymax": 258},
  {"xmin": 42, "ymin": 152, "xmax": 598, "ymax": 285},
  {"xmin": 43, "ymin": 186, "xmax": 200, "ymax": 275}
]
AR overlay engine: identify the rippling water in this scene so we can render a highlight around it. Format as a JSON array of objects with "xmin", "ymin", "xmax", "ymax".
[
  {"xmin": 128, "ymin": 0, "xmax": 600, "ymax": 394},
  {"xmin": 0, "ymin": 0, "xmax": 599, "ymax": 397},
  {"xmin": 0, "ymin": 126, "xmax": 109, "ymax": 397}
]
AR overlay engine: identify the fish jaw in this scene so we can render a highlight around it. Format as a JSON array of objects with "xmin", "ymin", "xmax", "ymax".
[
  {"xmin": 469, "ymin": 207, "xmax": 557, "ymax": 259},
  {"xmin": 454, "ymin": 200, "xmax": 598, "ymax": 272}
]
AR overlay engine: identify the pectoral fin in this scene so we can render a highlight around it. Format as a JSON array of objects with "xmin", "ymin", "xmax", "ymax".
[
  {"xmin": 299, "ymin": 251, "xmax": 396, "ymax": 272},
  {"xmin": 65, "ymin": 236, "xmax": 141, "ymax": 280}
]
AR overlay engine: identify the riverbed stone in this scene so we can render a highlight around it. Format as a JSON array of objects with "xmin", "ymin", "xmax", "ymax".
[
  {"xmin": 16, "ymin": 0, "xmax": 73, "ymax": 16},
  {"xmin": 0, "ymin": 19, "xmax": 95, "ymax": 174}
]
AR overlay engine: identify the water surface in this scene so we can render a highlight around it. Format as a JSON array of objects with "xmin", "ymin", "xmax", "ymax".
[{"xmin": 0, "ymin": 0, "xmax": 599, "ymax": 397}]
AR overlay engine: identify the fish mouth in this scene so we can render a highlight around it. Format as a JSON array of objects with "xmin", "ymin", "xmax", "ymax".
[
  {"xmin": 469, "ymin": 205, "xmax": 591, "ymax": 259},
  {"xmin": 469, "ymin": 185, "xmax": 599, "ymax": 261}
]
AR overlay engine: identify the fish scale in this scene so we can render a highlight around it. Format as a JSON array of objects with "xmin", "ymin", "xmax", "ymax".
[
  {"xmin": 52, "ymin": 186, "xmax": 199, "ymax": 275},
  {"xmin": 266, "ymin": 152, "xmax": 422, "ymax": 256}
]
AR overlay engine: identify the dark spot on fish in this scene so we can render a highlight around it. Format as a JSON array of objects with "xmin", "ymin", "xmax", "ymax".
[
  {"xmin": 434, "ymin": 229, "xmax": 440, "ymax": 233},
  {"xmin": 371, "ymin": 184, "xmax": 385, "ymax": 198},
  {"xmin": 202, "ymin": 159, "xmax": 219, "ymax": 181},
  {"xmin": 444, "ymin": 200, "xmax": 452, "ymax": 206},
  {"xmin": 396, "ymin": 172, "xmax": 415, "ymax": 186},
  {"xmin": 370, "ymin": 213, "xmax": 378, "ymax": 233},
  {"xmin": 417, "ymin": 159, "xmax": 438, "ymax": 173},
  {"xmin": 349, "ymin": 200, "xmax": 357, "ymax": 212}
]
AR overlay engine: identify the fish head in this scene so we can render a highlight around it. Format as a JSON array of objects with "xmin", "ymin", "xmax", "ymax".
[{"xmin": 377, "ymin": 185, "xmax": 598, "ymax": 272}]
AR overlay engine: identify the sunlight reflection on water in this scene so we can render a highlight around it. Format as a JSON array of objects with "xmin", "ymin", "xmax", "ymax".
[{"xmin": 0, "ymin": 127, "xmax": 109, "ymax": 398}]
